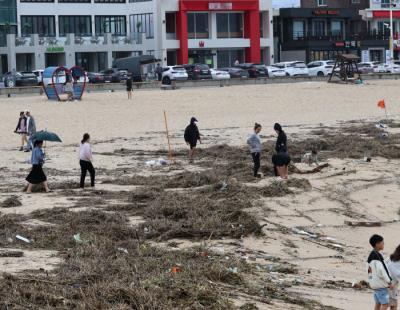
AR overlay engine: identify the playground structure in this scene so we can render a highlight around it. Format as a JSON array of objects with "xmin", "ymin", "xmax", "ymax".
[
  {"xmin": 42, "ymin": 66, "xmax": 86, "ymax": 101},
  {"xmin": 328, "ymin": 54, "xmax": 362, "ymax": 84}
]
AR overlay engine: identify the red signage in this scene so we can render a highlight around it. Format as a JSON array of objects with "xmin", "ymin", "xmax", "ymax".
[
  {"xmin": 313, "ymin": 10, "xmax": 339, "ymax": 15},
  {"xmin": 199, "ymin": 41, "xmax": 205, "ymax": 48},
  {"xmin": 209, "ymin": 2, "xmax": 233, "ymax": 10},
  {"xmin": 373, "ymin": 10, "xmax": 400, "ymax": 18},
  {"xmin": 334, "ymin": 42, "xmax": 345, "ymax": 47}
]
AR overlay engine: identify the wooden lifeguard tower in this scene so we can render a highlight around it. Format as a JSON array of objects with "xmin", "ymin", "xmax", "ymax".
[{"xmin": 328, "ymin": 54, "xmax": 362, "ymax": 84}]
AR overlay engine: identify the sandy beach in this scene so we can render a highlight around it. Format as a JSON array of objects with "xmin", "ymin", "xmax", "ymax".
[{"xmin": 1, "ymin": 80, "xmax": 400, "ymax": 309}]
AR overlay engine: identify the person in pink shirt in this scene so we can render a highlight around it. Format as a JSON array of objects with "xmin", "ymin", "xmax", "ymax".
[{"xmin": 79, "ymin": 133, "xmax": 95, "ymax": 188}]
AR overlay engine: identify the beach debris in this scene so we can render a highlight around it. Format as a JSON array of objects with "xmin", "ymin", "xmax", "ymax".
[
  {"xmin": 228, "ymin": 267, "xmax": 238, "ymax": 274},
  {"xmin": 291, "ymin": 163, "xmax": 329, "ymax": 174},
  {"xmin": 117, "ymin": 247, "xmax": 129, "ymax": 254},
  {"xmin": 16, "ymin": 235, "xmax": 31, "ymax": 244},
  {"xmin": 375, "ymin": 123, "xmax": 387, "ymax": 130},
  {"xmin": 292, "ymin": 227, "xmax": 317, "ymax": 238},
  {"xmin": 0, "ymin": 196, "xmax": 22, "ymax": 208},
  {"xmin": 73, "ymin": 233, "xmax": 83, "ymax": 244},
  {"xmin": 0, "ymin": 250, "xmax": 24, "ymax": 258},
  {"xmin": 170, "ymin": 265, "xmax": 182, "ymax": 274},
  {"xmin": 345, "ymin": 220, "xmax": 382, "ymax": 227},
  {"xmin": 352, "ymin": 280, "xmax": 370, "ymax": 290},
  {"xmin": 145, "ymin": 158, "xmax": 168, "ymax": 167},
  {"xmin": 219, "ymin": 181, "xmax": 228, "ymax": 192}
]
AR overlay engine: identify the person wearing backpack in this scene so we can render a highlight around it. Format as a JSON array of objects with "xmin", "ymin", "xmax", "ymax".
[{"xmin": 368, "ymin": 234, "xmax": 394, "ymax": 310}]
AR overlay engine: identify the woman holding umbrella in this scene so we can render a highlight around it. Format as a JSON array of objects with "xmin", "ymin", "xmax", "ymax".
[{"xmin": 26, "ymin": 140, "xmax": 50, "ymax": 193}]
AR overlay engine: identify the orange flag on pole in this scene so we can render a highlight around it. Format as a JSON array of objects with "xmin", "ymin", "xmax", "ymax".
[{"xmin": 377, "ymin": 100, "xmax": 386, "ymax": 109}]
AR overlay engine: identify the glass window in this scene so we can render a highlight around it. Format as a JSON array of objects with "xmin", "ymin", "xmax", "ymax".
[
  {"xmin": 217, "ymin": 13, "xmax": 243, "ymax": 38},
  {"xmin": 187, "ymin": 12, "xmax": 209, "ymax": 39},
  {"xmin": 217, "ymin": 49, "xmax": 244, "ymax": 67},
  {"xmin": 95, "ymin": 0, "xmax": 125, "ymax": 3},
  {"xmin": 165, "ymin": 13, "xmax": 176, "ymax": 39},
  {"xmin": 129, "ymin": 13, "xmax": 154, "ymax": 38},
  {"xmin": 331, "ymin": 20, "xmax": 343, "ymax": 36},
  {"xmin": 313, "ymin": 20, "xmax": 326, "ymax": 36},
  {"xmin": 95, "ymin": 16, "xmax": 126, "ymax": 35},
  {"xmin": 21, "ymin": 15, "xmax": 55, "ymax": 37},
  {"xmin": 59, "ymin": 16, "xmax": 91, "ymax": 36},
  {"xmin": 58, "ymin": 0, "xmax": 90, "ymax": 2}
]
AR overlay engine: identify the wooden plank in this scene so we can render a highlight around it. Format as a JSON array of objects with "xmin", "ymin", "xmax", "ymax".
[{"xmin": 345, "ymin": 221, "xmax": 382, "ymax": 227}]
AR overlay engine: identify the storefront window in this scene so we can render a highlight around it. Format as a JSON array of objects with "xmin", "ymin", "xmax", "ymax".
[
  {"xmin": 331, "ymin": 20, "xmax": 343, "ymax": 36},
  {"xmin": 187, "ymin": 12, "xmax": 209, "ymax": 39},
  {"xmin": 313, "ymin": 20, "xmax": 326, "ymax": 36},
  {"xmin": 217, "ymin": 49, "xmax": 244, "ymax": 67},
  {"xmin": 130, "ymin": 13, "xmax": 154, "ymax": 38},
  {"xmin": 217, "ymin": 13, "xmax": 243, "ymax": 38}
]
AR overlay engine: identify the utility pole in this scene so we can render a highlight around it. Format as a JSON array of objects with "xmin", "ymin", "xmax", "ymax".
[{"xmin": 390, "ymin": 0, "xmax": 394, "ymax": 63}]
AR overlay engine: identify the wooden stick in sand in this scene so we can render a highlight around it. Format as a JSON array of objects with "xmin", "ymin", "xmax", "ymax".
[{"xmin": 163, "ymin": 110, "xmax": 174, "ymax": 163}]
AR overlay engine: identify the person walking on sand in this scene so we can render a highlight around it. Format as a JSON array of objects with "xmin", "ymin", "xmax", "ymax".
[
  {"xmin": 14, "ymin": 111, "xmax": 28, "ymax": 151},
  {"xmin": 247, "ymin": 123, "xmax": 262, "ymax": 178},
  {"xmin": 126, "ymin": 76, "xmax": 133, "ymax": 100},
  {"xmin": 79, "ymin": 133, "xmax": 95, "ymax": 189},
  {"xmin": 26, "ymin": 140, "xmax": 50, "ymax": 193},
  {"xmin": 387, "ymin": 245, "xmax": 400, "ymax": 310},
  {"xmin": 367, "ymin": 234, "xmax": 394, "ymax": 310},
  {"xmin": 25, "ymin": 110, "xmax": 36, "ymax": 152},
  {"xmin": 155, "ymin": 63, "xmax": 162, "ymax": 82},
  {"xmin": 272, "ymin": 123, "xmax": 291, "ymax": 179},
  {"xmin": 184, "ymin": 117, "xmax": 201, "ymax": 163}
]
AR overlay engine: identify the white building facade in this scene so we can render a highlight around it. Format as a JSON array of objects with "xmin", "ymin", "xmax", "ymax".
[{"xmin": 0, "ymin": 0, "xmax": 273, "ymax": 73}]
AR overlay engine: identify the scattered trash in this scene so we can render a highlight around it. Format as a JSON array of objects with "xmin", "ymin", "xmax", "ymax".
[
  {"xmin": 73, "ymin": 233, "xmax": 83, "ymax": 243},
  {"xmin": 352, "ymin": 280, "xmax": 370, "ymax": 290},
  {"xmin": 171, "ymin": 265, "xmax": 182, "ymax": 274},
  {"xmin": 345, "ymin": 220, "xmax": 382, "ymax": 227},
  {"xmin": 375, "ymin": 123, "xmax": 387, "ymax": 130},
  {"xmin": 219, "ymin": 181, "xmax": 228, "ymax": 192},
  {"xmin": 16, "ymin": 235, "xmax": 31, "ymax": 243},
  {"xmin": 330, "ymin": 244, "xmax": 343, "ymax": 249},
  {"xmin": 117, "ymin": 247, "xmax": 128, "ymax": 254},
  {"xmin": 292, "ymin": 227, "xmax": 317, "ymax": 238},
  {"xmin": 0, "ymin": 250, "xmax": 24, "ymax": 258},
  {"xmin": 145, "ymin": 158, "xmax": 168, "ymax": 167},
  {"xmin": 228, "ymin": 267, "xmax": 238, "ymax": 274}
]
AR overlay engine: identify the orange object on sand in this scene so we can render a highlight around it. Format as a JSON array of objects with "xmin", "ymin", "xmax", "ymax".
[
  {"xmin": 171, "ymin": 266, "xmax": 181, "ymax": 274},
  {"xmin": 377, "ymin": 100, "xmax": 386, "ymax": 109}
]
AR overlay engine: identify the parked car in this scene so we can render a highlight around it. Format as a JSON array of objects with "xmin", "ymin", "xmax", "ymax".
[
  {"xmin": 161, "ymin": 66, "xmax": 188, "ymax": 85},
  {"xmin": 3, "ymin": 71, "xmax": 38, "ymax": 87},
  {"xmin": 87, "ymin": 72, "xmax": 105, "ymax": 83},
  {"xmin": 33, "ymin": 69, "xmax": 44, "ymax": 85},
  {"xmin": 234, "ymin": 63, "xmax": 262, "ymax": 78},
  {"xmin": 100, "ymin": 68, "xmax": 128, "ymax": 83},
  {"xmin": 274, "ymin": 61, "xmax": 309, "ymax": 77},
  {"xmin": 183, "ymin": 64, "xmax": 212, "ymax": 80},
  {"xmin": 219, "ymin": 67, "xmax": 249, "ymax": 79},
  {"xmin": 372, "ymin": 62, "xmax": 388, "ymax": 73},
  {"xmin": 357, "ymin": 62, "xmax": 375, "ymax": 74},
  {"xmin": 307, "ymin": 60, "xmax": 335, "ymax": 76},
  {"xmin": 266, "ymin": 65, "xmax": 286, "ymax": 78},
  {"xmin": 210, "ymin": 69, "xmax": 231, "ymax": 80}
]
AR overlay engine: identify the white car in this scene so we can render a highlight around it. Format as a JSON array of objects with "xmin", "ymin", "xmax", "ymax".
[
  {"xmin": 161, "ymin": 66, "xmax": 188, "ymax": 85},
  {"xmin": 373, "ymin": 62, "xmax": 388, "ymax": 73},
  {"xmin": 210, "ymin": 69, "xmax": 230, "ymax": 80},
  {"xmin": 33, "ymin": 69, "xmax": 44, "ymax": 85},
  {"xmin": 266, "ymin": 65, "xmax": 286, "ymax": 77},
  {"xmin": 307, "ymin": 60, "xmax": 335, "ymax": 76},
  {"xmin": 274, "ymin": 61, "xmax": 309, "ymax": 77}
]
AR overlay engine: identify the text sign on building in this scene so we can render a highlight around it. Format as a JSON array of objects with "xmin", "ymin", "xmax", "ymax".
[
  {"xmin": 209, "ymin": 2, "xmax": 233, "ymax": 10},
  {"xmin": 313, "ymin": 10, "xmax": 339, "ymax": 16}
]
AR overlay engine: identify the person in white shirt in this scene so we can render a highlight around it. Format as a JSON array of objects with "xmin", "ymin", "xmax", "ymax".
[
  {"xmin": 388, "ymin": 245, "xmax": 400, "ymax": 310},
  {"xmin": 79, "ymin": 133, "xmax": 95, "ymax": 188}
]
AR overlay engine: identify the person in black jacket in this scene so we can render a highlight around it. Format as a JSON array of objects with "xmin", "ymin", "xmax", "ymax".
[
  {"xmin": 14, "ymin": 111, "xmax": 28, "ymax": 151},
  {"xmin": 184, "ymin": 117, "xmax": 201, "ymax": 163},
  {"xmin": 272, "ymin": 123, "xmax": 291, "ymax": 179},
  {"xmin": 126, "ymin": 76, "xmax": 133, "ymax": 100}
]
